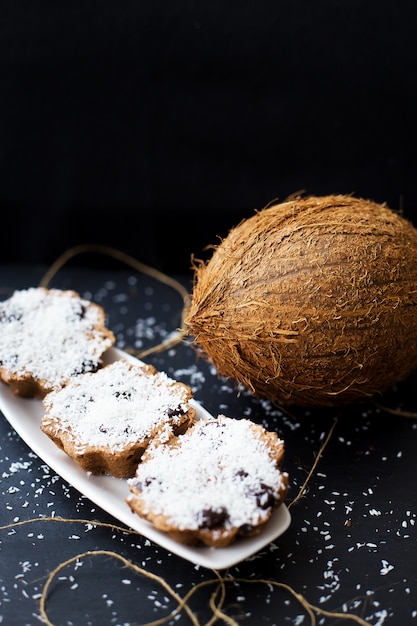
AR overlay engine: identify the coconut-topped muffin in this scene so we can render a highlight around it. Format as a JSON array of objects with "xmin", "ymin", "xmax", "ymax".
[
  {"xmin": 41, "ymin": 359, "xmax": 196, "ymax": 478},
  {"xmin": 127, "ymin": 415, "xmax": 289, "ymax": 547},
  {"xmin": 0, "ymin": 287, "xmax": 115, "ymax": 398}
]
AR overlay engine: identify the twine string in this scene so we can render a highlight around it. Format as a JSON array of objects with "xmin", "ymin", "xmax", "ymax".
[
  {"xmin": 288, "ymin": 415, "xmax": 339, "ymax": 510},
  {"xmin": 372, "ymin": 401, "xmax": 417, "ymax": 419},
  {"xmin": 37, "ymin": 549, "xmax": 200, "ymax": 626}
]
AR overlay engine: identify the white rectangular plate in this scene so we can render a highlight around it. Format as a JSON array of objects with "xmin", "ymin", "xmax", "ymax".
[{"xmin": 0, "ymin": 347, "xmax": 291, "ymax": 569}]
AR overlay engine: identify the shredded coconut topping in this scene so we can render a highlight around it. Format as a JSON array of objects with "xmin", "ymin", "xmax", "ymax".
[
  {"xmin": 129, "ymin": 416, "xmax": 287, "ymax": 531},
  {"xmin": 42, "ymin": 359, "xmax": 192, "ymax": 452},
  {"xmin": 0, "ymin": 288, "xmax": 113, "ymax": 388}
]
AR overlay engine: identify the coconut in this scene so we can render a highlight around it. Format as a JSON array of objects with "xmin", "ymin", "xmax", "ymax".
[{"xmin": 184, "ymin": 194, "xmax": 417, "ymax": 407}]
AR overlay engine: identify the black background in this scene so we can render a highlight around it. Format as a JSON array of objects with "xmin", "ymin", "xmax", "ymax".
[{"xmin": 1, "ymin": 1, "xmax": 417, "ymax": 272}]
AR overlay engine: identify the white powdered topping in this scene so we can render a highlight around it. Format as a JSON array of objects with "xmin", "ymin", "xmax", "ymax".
[
  {"xmin": 42, "ymin": 360, "xmax": 191, "ymax": 451},
  {"xmin": 129, "ymin": 416, "xmax": 287, "ymax": 531},
  {"xmin": 0, "ymin": 288, "xmax": 113, "ymax": 388}
]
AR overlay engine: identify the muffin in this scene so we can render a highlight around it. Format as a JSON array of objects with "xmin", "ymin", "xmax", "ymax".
[
  {"xmin": 41, "ymin": 358, "xmax": 196, "ymax": 478},
  {"xmin": 127, "ymin": 415, "xmax": 289, "ymax": 547},
  {"xmin": 0, "ymin": 287, "xmax": 115, "ymax": 398}
]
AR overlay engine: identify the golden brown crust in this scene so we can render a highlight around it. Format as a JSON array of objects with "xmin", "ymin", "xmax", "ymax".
[{"xmin": 0, "ymin": 368, "xmax": 47, "ymax": 399}]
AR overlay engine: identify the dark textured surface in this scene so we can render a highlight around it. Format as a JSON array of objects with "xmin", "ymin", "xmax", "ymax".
[{"xmin": 1, "ymin": 264, "xmax": 417, "ymax": 625}]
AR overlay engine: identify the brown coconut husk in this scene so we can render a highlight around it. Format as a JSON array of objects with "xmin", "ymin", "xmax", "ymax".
[{"xmin": 184, "ymin": 194, "xmax": 417, "ymax": 407}]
